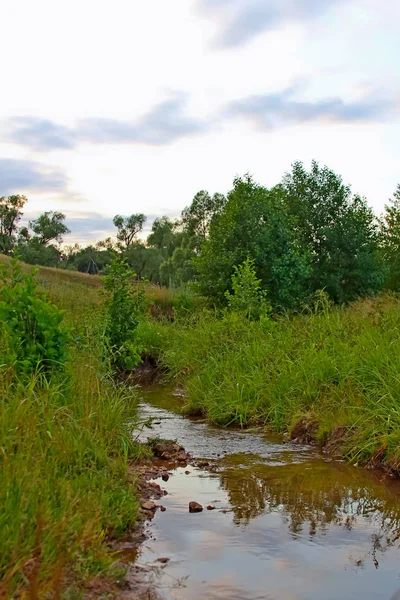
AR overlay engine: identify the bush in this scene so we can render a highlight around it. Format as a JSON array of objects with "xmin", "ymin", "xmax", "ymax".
[
  {"xmin": 102, "ymin": 255, "xmax": 146, "ymax": 370},
  {"xmin": 225, "ymin": 258, "xmax": 271, "ymax": 319},
  {"xmin": 0, "ymin": 258, "xmax": 70, "ymax": 376}
]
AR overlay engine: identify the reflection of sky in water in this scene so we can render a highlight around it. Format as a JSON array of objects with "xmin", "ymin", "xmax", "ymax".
[{"xmin": 136, "ymin": 392, "xmax": 400, "ymax": 600}]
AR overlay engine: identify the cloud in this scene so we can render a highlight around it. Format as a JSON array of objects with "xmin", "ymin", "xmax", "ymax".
[
  {"xmin": 3, "ymin": 96, "xmax": 207, "ymax": 151},
  {"xmin": 79, "ymin": 96, "xmax": 207, "ymax": 145},
  {"xmin": 225, "ymin": 87, "xmax": 399, "ymax": 128},
  {"xmin": 5, "ymin": 117, "xmax": 75, "ymax": 151},
  {"xmin": 198, "ymin": 0, "xmax": 344, "ymax": 47},
  {"xmin": 0, "ymin": 158, "xmax": 69, "ymax": 195}
]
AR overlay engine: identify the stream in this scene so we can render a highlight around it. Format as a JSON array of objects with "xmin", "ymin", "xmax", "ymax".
[{"xmin": 135, "ymin": 386, "xmax": 400, "ymax": 600}]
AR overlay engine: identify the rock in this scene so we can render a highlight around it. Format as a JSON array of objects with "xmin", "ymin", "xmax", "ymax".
[
  {"xmin": 207, "ymin": 505, "xmax": 216, "ymax": 510},
  {"xmin": 185, "ymin": 470, "xmax": 190, "ymax": 475},
  {"xmin": 156, "ymin": 557, "xmax": 170, "ymax": 564},
  {"xmin": 177, "ymin": 452, "xmax": 187, "ymax": 462},
  {"xmin": 189, "ymin": 501, "xmax": 203, "ymax": 513},
  {"xmin": 160, "ymin": 505, "xmax": 167, "ymax": 512},
  {"xmin": 197, "ymin": 461, "xmax": 209, "ymax": 468},
  {"xmin": 162, "ymin": 473, "xmax": 169, "ymax": 482},
  {"xmin": 141, "ymin": 500, "xmax": 157, "ymax": 511}
]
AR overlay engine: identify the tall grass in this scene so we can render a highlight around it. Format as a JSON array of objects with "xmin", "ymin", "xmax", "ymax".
[
  {"xmin": 0, "ymin": 261, "xmax": 142, "ymax": 598},
  {"xmin": 140, "ymin": 294, "xmax": 400, "ymax": 469}
]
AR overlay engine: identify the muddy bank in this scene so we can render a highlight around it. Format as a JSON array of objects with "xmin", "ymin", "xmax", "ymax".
[{"xmin": 290, "ymin": 416, "xmax": 400, "ymax": 478}]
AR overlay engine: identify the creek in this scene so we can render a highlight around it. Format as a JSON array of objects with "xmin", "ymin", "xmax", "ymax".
[{"xmin": 135, "ymin": 385, "xmax": 400, "ymax": 600}]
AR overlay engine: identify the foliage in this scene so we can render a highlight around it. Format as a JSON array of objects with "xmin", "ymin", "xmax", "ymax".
[
  {"xmin": 141, "ymin": 293, "xmax": 400, "ymax": 468},
  {"xmin": 0, "ymin": 258, "xmax": 70, "ymax": 376},
  {"xmin": 195, "ymin": 175, "xmax": 311, "ymax": 309},
  {"xmin": 0, "ymin": 263, "xmax": 142, "ymax": 597},
  {"xmin": 29, "ymin": 210, "xmax": 70, "ymax": 245},
  {"xmin": 380, "ymin": 184, "xmax": 400, "ymax": 291},
  {"xmin": 124, "ymin": 242, "xmax": 162, "ymax": 282},
  {"xmin": 0, "ymin": 195, "xmax": 27, "ymax": 254},
  {"xmin": 113, "ymin": 213, "xmax": 146, "ymax": 248},
  {"xmin": 282, "ymin": 160, "xmax": 384, "ymax": 302},
  {"xmin": 102, "ymin": 255, "xmax": 146, "ymax": 370},
  {"xmin": 18, "ymin": 238, "xmax": 61, "ymax": 267},
  {"xmin": 225, "ymin": 258, "xmax": 271, "ymax": 319},
  {"xmin": 147, "ymin": 216, "xmax": 179, "ymax": 258},
  {"xmin": 181, "ymin": 190, "xmax": 226, "ymax": 252}
]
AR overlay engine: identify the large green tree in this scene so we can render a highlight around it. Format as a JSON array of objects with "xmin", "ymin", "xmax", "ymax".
[
  {"xmin": 0, "ymin": 195, "xmax": 27, "ymax": 254},
  {"xmin": 195, "ymin": 176, "xmax": 311, "ymax": 309},
  {"xmin": 380, "ymin": 184, "xmax": 400, "ymax": 290},
  {"xmin": 282, "ymin": 161, "xmax": 384, "ymax": 303}
]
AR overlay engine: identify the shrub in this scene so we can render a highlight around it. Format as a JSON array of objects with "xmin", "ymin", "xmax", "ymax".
[
  {"xmin": 225, "ymin": 258, "xmax": 271, "ymax": 320},
  {"xmin": 0, "ymin": 258, "xmax": 70, "ymax": 376},
  {"xmin": 102, "ymin": 255, "xmax": 146, "ymax": 370}
]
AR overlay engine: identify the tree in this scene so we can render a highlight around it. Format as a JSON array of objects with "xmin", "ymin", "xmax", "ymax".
[
  {"xmin": 29, "ymin": 211, "xmax": 70, "ymax": 245},
  {"xmin": 282, "ymin": 160, "xmax": 384, "ymax": 303},
  {"xmin": 147, "ymin": 217, "xmax": 178, "ymax": 258},
  {"xmin": 195, "ymin": 175, "xmax": 311, "ymax": 309},
  {"xmin": 18, "ymin": 239, "xmax": 62, "ymax": 267},
  {"xmin": 0, "ymin": 195, "xmax": 27, "ymax": 254},
  {"xmin": 113, "ymin": 214, "xmax": 146, "ymax": 248},
  {"xmin": 124, "ymin": 243, "xmax": 163, "ymax": 282},
  {"xmin": 73, "ymin": 246, "xmax": 111, "ymax": 274},
  {"xmin": 380, "ymin": 184, "xmax": 400, "ymax": 290},
  {"xmin": 181, "ymin": 190, "xmax": 226, "ymax": 252}
]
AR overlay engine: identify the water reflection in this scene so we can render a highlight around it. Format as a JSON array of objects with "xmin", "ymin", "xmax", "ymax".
[
  {"xmin": 218, "ymin": 456, "xmax": 400, "ymax": 564},
  {"xmin": 137, "ymin": 392, "xmax": 400, "ymax": 599}
]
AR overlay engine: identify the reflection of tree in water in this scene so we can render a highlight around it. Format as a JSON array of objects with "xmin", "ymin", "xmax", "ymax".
[{"xmin": 217, "ymin": 458, "xmax": 400, "ymax": 565}]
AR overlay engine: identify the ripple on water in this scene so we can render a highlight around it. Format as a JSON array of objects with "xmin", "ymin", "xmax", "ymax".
[{"xmin": 135, "ymin": 387, "xmax": 400, "ymax": 600}]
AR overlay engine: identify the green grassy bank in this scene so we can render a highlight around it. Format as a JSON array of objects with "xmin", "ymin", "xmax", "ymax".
[
  {"xmin": 140, "ymin": 294, "xmax": 400, "ymax": 472},
  {"xmin": 0, "ymin": 258, "xmax": 142, "ymax": 598}
]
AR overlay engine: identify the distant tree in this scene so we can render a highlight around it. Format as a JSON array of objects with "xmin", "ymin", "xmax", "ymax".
[
  {"xmin": 147, "ymin": 217, "xmax": 178, "ymax": 258},
  {"xmin": 195, "ymin": 175, "xmax": 311, "ymax": 308},
  {"xmin": 124, "ymin": 243, "xmax": 163, "ymax": 282},
  {"xmin": 18, "ymin": 239, "xmax": 61, "ymax": 267},
  {"xmin": 0, "ymin": 195, "xmax": 27, "ymax": 254},
  {"xmin": 29, "ymin": 211, "xmax": 70, "ymax": 245},
  {"xmin": 380, "ymin": 184, "xmax": 400, "ymax": 290},
  {"xmin": 73, "ymin": 246, "xmax": 111, "ymax": 274},
  {"xmin": 181, "ymin": 191, "xmax": 226, "ymax": 252},
  {"xmin": 113, "ymin": 214, "xmax": 146, "ymax": 248},
  {"xmin": 282, "ymin": 160, "xmax": 384, "ymax": 303}
]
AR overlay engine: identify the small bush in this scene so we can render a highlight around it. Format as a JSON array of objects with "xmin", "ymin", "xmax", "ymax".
[
  {"xmin": 0, "ymin": 258, "xmax": 70, "ymax": 376},
  {"xmin": 225, "ymin": 258, "xmax": 271, "ymax": 319},
  {"xmin": 102, "ymin": 255, "xmax": 146, "ymax": 370}
]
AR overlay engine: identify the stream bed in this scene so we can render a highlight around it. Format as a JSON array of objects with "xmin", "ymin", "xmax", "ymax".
[{"xmin": 135, "ymin": 386, "xmax": 400, "ymax": 600}]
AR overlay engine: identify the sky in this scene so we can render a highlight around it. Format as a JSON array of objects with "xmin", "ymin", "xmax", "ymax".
[{"xmin": 1, "ymin": 0, "xmax": 399, "ymax": 245}]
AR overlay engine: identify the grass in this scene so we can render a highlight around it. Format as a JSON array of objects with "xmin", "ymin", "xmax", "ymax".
[
  {"xmin": 139, "ymin": 294, "xmax": 400, "ymax": 470},
  {"xmin": 0, "ymin": 258, "xmax": 144, "ymax": 598}
]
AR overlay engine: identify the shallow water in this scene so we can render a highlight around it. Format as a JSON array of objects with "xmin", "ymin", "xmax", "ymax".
[{"xmin": 136, "ymin": 386, "xmax": 400, "ymax": 600}]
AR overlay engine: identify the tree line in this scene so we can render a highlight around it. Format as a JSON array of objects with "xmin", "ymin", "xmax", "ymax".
[{"xmin": 1, "ymin": 160, "xmax": 400, "ymax": 309}]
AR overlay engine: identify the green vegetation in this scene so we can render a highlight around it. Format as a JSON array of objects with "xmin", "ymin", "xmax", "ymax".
[
  {"xmin": 2, "ymin": 160, "xmax": 400, "ymax": 593},
  {"xmin": 140, "ymin": 292, "xmax": 400, "ymax": 471},
  {"xmin": 0, "ymin": 256, "xmax": 143, "ymax": 598},
  {"xmin": 3, "ymin": 160, "xmax": 398, "ymax": 310}
]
